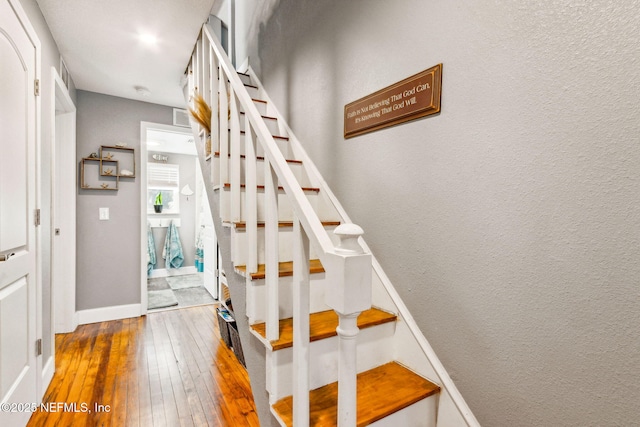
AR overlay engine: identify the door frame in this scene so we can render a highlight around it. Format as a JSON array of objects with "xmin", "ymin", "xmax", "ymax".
[
  {"xmin": 139, "ymin": 122, "xmax": 196, "ymax": 314},
  {"xmin": 51, "ymin": 67, "xmax": 77, "ymax": 338},
  {"xmin": 2, "ymin": 0, "xmax": 42, "ymax": 407}
]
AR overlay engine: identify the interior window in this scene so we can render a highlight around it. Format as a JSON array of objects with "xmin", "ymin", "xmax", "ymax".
[{"xmin": 147, "ymin": 162, "xmax": 180, "ymax": 214}]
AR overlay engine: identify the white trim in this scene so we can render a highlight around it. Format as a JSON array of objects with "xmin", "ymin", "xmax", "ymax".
[
  {"xmin": 39, "ymin": 355, "xmax": 54, "ymax": 400},
  {"xmin": 140, "ymin": 122, "xmax": 196, "ymax": 315},
  {"xmin": 77, "ymin": 304, "xmax": 142, "ymax": 325},
  {"xmin": 51, "ymin": 67, "xmax": 77, "ymax": 335},
  {"xmin": 148, "ymin": 266, "xmax": 198, "ymax": 279}
]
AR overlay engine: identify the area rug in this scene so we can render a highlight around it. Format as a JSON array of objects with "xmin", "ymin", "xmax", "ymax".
[
  {"xmin": 174, "ymin": 286, "xmax": 217, "ymax": 307},
  {"xmin": 147, "ymin": 277, "xmax": 170, "ymax": 291},
  {"xmin": 166, "ymin": 274, "xmax": 204, "ymax": 290},
  {"xmin": 148, "ymin": 289, "xmax": 179, "ymax": 310}
]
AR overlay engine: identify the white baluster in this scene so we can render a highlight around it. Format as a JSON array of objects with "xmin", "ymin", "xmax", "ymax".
[
  {"xmin": 337, "ymin": 312, "xmax": 358, "ymax": 427},
  {"xmin": 332, "ymin": 224, "xmax": 370, "ymax": 427},
  {"xmin": 193, "ymin": 40, "xmax": 200, "ymax": 93},
  {"xmin": 201, "ymin": 35, "xmax": 210, "ymax": 105},
  {"xmin": 293, "ymin": 217, "xmax": 310, "ymax": 427},
  {"xmin": 197, "ymin": 37, "xmax": 204, "ymax": 90},
  {"xmin": 218, "ymin": 74, "xmax": 229, "ymax": 219},
  {"xmin": 264, "ymin": 159, "xmax": 279, "ymax": 341},
  {"xmin": 209, "ymin": 58, "xmax": 219, "ymax": 167},
  {"xmin": 229, "ymin": 87, "xmax": 241, "ymax": 222},
  {"xmin": 245, "ymin": 117, "xmax": 258, "ymax": 275}
]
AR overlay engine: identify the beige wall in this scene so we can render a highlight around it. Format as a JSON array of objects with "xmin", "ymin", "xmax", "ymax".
[{"xmin": 249, "ymin": 1, "xmax": 640, "ymax": 425}]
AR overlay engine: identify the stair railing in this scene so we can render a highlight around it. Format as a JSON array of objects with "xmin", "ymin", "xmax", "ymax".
[{"xmin": 190, "ymin": 24, "xmax": 372, "ymax": 427}]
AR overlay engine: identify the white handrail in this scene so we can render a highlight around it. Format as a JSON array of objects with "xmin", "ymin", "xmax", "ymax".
[
  {"xmin": 203, "ymin": 24, "xmax": 336, "ymax": 261},
  {"xmin": 201, "ymin": 24, "xmax": 373, "ymax": 427}
]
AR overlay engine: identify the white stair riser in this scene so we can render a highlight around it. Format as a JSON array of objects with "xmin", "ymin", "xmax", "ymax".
[
  {"xmin": 212, "ymin": 155, "xmax": 306, "ymax": 187},
  {"xmin": 231, "ymin": 225, "xmax": 339, "ymax": 266},
  {"xmin": 221, "ymin": 131, "xmax": 293, "ymax": 159},
  {"xmin": 238, "ymin": 113, "xmax": 281, "ymax": 136},
  {"xmin": 246, "ymin": 274, "xmax": 331, "ymax": 324},
  {"xmin": 238, "ymin": 73, "xmax": 252, "ymax": 85},
  {"xmin": 265, "ymin": 322, "xmax": 396, "ymax": 402},
  {"xmin": 218, "ymin": 187, "xmax": 320, "ymax": 223},
  {"xmin": 241, "ymin": 99, "xmax": 267, "ymax": 116},
  {"xmin": 243, "ymin": 84, "xmax": 260, "ymax": 98},
  {"xmin": 370, "ymin": 397, "xmax": 436, "ymax": 427}
]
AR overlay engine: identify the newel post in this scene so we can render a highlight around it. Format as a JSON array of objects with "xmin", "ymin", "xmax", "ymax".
[{"xmin": 326, "ymin": 224, "xmax": 372, "ymax": 427}]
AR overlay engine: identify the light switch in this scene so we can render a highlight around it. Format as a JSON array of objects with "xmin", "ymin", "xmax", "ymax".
[{"xmin": 99, "ymin": 207, "xmax": 109, "ymax": 220}]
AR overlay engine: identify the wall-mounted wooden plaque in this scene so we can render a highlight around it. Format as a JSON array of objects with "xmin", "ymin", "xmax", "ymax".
[{"xmin": 344, "ymin": 64, "xmax": 442, "ymax": 139}]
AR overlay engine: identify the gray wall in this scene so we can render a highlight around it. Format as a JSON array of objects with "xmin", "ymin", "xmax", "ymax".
[
  {"xmin": 249, "ymin": 1, "xmax": 640, "ymax": 426},
  {"xmin": 18, "ymin": 0, "xmax": 77, "ymax": 365},
  {"xmin": 148, "ymin": 152, "xmax": 198, "ymax": 269},
  {"xmin": 76, "ymin": 91, "xmax": 173, "ymax": 310}
]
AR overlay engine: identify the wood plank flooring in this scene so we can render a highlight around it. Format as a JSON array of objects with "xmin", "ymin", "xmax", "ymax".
[{"xmin": 27, "ymin": 305, "xmax": 259, "ymax": 427}]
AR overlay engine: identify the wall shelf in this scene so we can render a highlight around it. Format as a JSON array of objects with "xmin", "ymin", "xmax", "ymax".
[
  {"xmin": 100, "ymin": 145, "xmax": 136, "ymax": 178},
  {"xmin": 80, "ymin": 158, "xmax": 119, "ymax": 190}
]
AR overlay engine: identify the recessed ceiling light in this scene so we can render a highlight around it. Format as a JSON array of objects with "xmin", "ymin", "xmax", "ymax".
[{"xmin": 138, "ymin": 32, "xmax": 158, "ymax": 45}]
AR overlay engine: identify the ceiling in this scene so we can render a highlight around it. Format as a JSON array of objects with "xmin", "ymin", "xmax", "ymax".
[
  {"xmin": 147, "ymin": 128, "xmax": 196, "ymax": 155},
  {"xmin": 36, "ymin": 0, "xmax": 217, "ymax": 107}
]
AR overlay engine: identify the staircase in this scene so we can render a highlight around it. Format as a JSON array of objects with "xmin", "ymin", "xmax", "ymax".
[{"xmin": 185, "ymin": 24, "xmax": 481, "ymax": 427}]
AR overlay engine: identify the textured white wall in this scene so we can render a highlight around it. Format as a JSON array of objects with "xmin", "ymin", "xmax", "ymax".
[{"xmin": 250, "ymin": 1, "xmax": 640, "ymax": 425}]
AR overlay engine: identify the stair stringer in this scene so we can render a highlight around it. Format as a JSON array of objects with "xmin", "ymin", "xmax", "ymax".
[
  {"xmin": 187, "ymin": 107, "xmax": 274, "ymax": 427},
  {"xmin": 245, "ymin": 66, "xmax": 482, "ymax": 427}
]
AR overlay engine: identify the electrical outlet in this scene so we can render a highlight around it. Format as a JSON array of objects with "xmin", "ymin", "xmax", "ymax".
[{"xmin": 99, "ymin": 208, "xmax": 109, "ymax": 220}]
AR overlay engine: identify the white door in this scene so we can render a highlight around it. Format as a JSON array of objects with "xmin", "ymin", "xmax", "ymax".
[{"xmin": 0, "ymin": 0, "xmax": 39, "ymax": 425}]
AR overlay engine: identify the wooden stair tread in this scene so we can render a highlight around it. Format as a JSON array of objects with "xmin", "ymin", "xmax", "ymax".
[
  {"xmin": 235, "ymin": 259, "xmax": 324, "ymax": 280},
  {"xmin": 223, "ymin": 182, "xmax": 320, "ymax": 193},
  {"xmin": 213, "ymin": 152, "xmax": 302, "ymax": 164},
  {"xmin": 251, "ymin": 308, "xmax": 396, "ymax": 351},
  {"xmin": 233, "ymin": 220, "xmax": 340, "ymax": 229},
  {"xmin": 273, "ymin": 362, "xmax": 440, "ymax": 427}
]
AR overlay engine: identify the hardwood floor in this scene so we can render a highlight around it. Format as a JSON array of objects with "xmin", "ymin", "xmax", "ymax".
[{"xmin": 27, "ymin": 305, "xmax": 259, "ymax": 427}]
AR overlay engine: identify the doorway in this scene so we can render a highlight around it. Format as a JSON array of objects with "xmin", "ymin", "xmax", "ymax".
[
  {"xmin": 52, "ymin": 68, "xmax": 77, "ymax": 338},
  {"xmin": 139, "ymin": 122, "xmax": 218, "ymax": 313}
]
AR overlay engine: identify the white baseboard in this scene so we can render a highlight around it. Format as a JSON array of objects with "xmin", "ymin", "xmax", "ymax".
[
  {"xmin": 55, "ymin": 311, "xmax": 79, "ymax": 334},
  {"xmin": 77, "ymin": 303, "xmax": 142, "ymax": 325},
  {"xmin": 149, "ymin": 266, "xmax": 197, "ymax": 279},
  {"xmin": 40, "ymin": 356, "xmax": 55, "ymax": 400}
]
